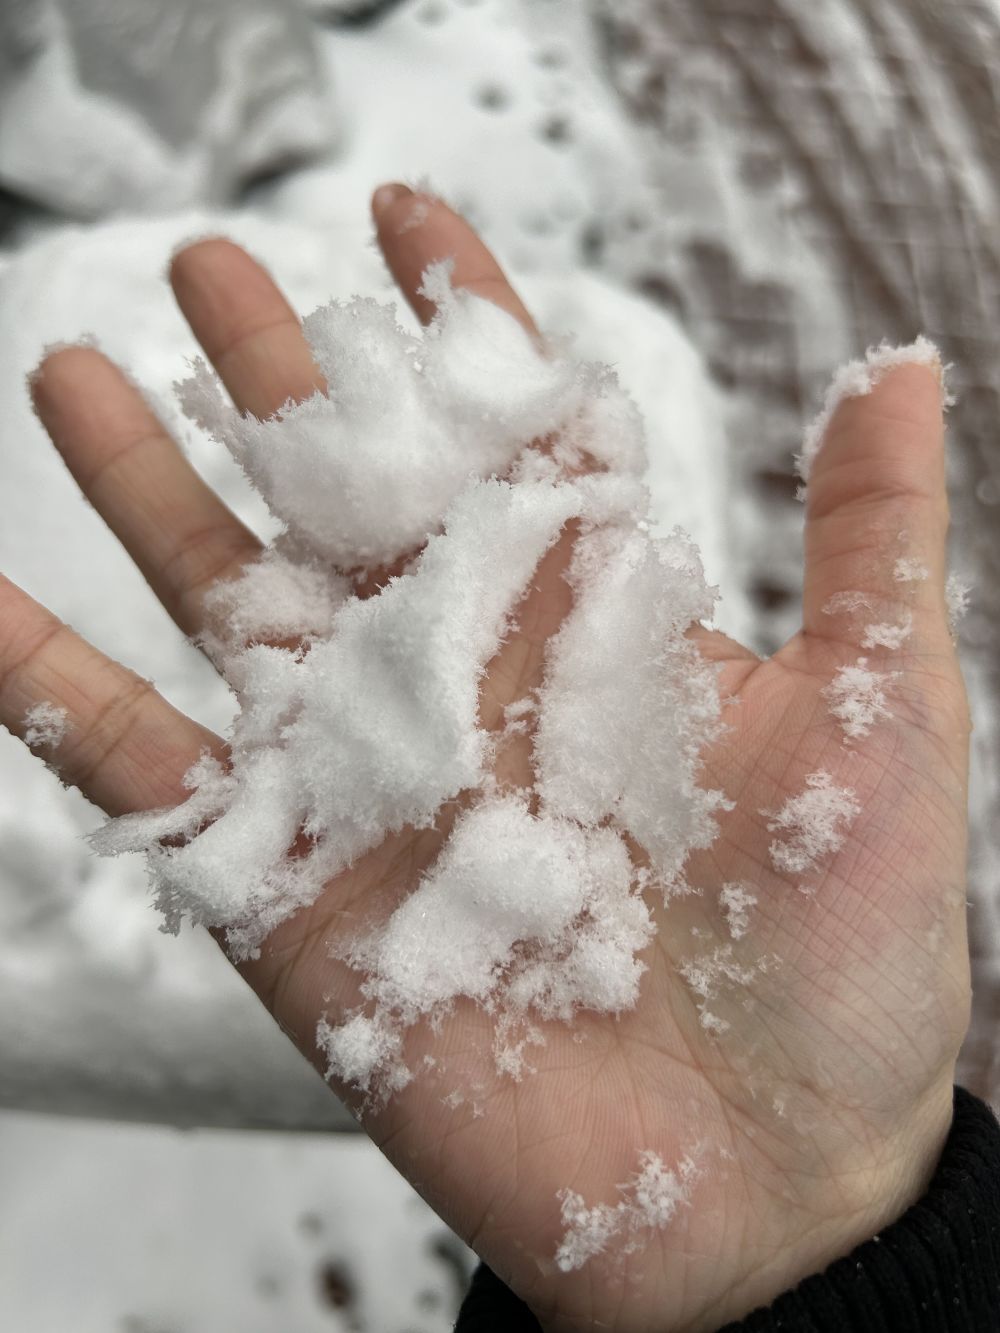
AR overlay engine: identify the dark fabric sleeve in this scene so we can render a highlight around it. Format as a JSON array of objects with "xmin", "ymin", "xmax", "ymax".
[{"xmin": 454, "ymin": 1086, "xmax": 1000, "ymax": 1332}]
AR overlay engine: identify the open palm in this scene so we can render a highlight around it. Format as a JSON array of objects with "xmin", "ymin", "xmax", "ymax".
[{"xmin": 2, "ymin": 188, "xmax": 969, "ymax": 1333}]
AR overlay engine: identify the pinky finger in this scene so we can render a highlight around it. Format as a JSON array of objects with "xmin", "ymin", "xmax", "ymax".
[{"xmin": 0, "ymin": 575, "xmax": 222, "ymax": 817}]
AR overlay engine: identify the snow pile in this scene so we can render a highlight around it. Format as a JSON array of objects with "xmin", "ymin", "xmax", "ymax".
[
  {"xmin": 823, "ymin": 658, "xmax": 896, "ymax": 741},
  {"xmin": 766, "ymin": 772, "xmax": 860, "ymax": 876},
  {"xmin": 555, "ymin": 1150, "xmax": 701, "ymax": 1272},
  {"xmin": 91, "ymin": 266, "xmax": 727, "ymax": 1097}
]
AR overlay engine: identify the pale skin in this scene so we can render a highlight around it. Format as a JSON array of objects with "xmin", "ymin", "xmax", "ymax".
[{"xmin": 1, "ymin": 183, "xmax": 971, "ymax": 1332}]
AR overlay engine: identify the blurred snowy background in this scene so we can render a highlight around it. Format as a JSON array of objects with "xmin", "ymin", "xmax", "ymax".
[{"xmin": 1, "ymin": 0, "xmax": 999, "ymax": 1328}]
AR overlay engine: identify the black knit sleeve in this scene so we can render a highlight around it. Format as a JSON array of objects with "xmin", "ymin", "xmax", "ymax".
[{"xmin": 454, "ymin": 1087, "xmax": 1000, "ymax": 1332}]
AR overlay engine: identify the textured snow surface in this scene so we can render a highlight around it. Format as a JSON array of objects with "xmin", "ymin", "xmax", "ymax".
[
  {"xmin": 1, "ymin": 0, "xmax": 997, "ymax": 1134},
  {"xmin": 87, "ymin": 264, "xmax": 725, "ymax": 1099},
  {"xmin": 0, "ymin": 1109, "xmax": 472, "ymax": 1333}
]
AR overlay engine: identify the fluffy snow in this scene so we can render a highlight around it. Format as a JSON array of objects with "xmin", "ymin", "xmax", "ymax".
[
  {"xmin": 860, "ymin": 614, "xmax": 913, "ymax": 651},
  {"xmin": 719, "ymin": 883, "xmax": 756, "ymax": 941},
  {"xmin": 894, "ymin": 557, "xmax": 930, "ymax": 584},
  {"xmin": 766, "ymin": 772, "xmax": 861, "ymax": 876},
  {"xmin": 823, "ymin": 658, "xmax": 896, "ymax": 741},
  {"xmin": 0, "ymin": 194, "xmax": 730, "ymax": 1130},
  {"xmin": 555, "ymin": 1150, "xmax": 700, "ymax": 1272},
  {"xmin": 22, "ymin": 702, "xmax": 69, "ymax": 750},
  {"xmin": 87, "ymin": 262, "xmax": 726, "ymax": 1098},
  {"xmin": 946, "ymin": 573, "xmax": 972, "ymax": 632},
  {"xmin": 678, "ymin": 944, "xmax": 759, "ymax": 1035},
  {"xmin": 796, "ymin": 337, "xmax": 947, "ymax": 485}
]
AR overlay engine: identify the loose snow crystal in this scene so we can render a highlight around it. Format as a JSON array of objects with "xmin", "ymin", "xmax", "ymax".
[
  {"xmin": 796, "ymin": 338, "xmax": 947, "ymax": 485},
  {"xmin": 893, "ymin": 557, "xmax": 930, "ymax": 584},
  {"xmin": 23, "ymin": 702, "xmax": 69, "ymax": 749},
  {"xmin": 861, "ymin": 613, "xmax": 912, "ymax": 651},
  {"xmin": 556, "ymin": 1151, "xmax": 700, "ymax": 1271},
  {"xmin": 719, "ymin": 883, "xmax": 756, "ymax": 941},
  {"xmin": 822, "ymin": 657, "xmax": 896, "ymax": 740},
  {"xmin": 946, "ymin": 573, "xmax": 971, "ymax": 631},
  {"xmin": 767, "ymin": 772, "xmax": 860, "ymax": 876},
  {"xmin": 92, "ymin": 263, "xmax": 727, "ymax": 1101},
  {"xmin": 822, "ymin": 590, "xmax": 873, "ymax": 616}
]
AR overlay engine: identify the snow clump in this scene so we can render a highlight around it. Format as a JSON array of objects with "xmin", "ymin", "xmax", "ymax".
[
  {"xmin": 23, "ymin": 702, "xmax": 69, "ymax": 749},
  {"xmin": 766, "ymin": 772, "xmax": 861, "ymax": 876},
  {"xmin": 556, "ymin": 1151, "xmax": 701, "ymax": 1271},
  {"xmin": 822, "ymin": 658, "xmax": 896, "ymax": 741},
  {"xmin": 91, "ymin": 262, "xmax": 727, "ymax": 1098}
]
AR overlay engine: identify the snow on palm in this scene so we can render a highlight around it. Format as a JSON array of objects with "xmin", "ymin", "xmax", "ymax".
[{"xmin": 91, "ymin": 263, "xmax": 727, "ymax": 1099}]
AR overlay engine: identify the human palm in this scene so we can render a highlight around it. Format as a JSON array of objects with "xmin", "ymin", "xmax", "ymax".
[{"xmin": 2, "ymin": 187, "xmax": 969, "ymax": 1333}]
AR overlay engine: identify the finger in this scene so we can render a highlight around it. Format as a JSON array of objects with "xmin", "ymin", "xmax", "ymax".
[
  {"xmin": 31, "ymin": 346, "xmax": 262, "ymax": 639},
  {"xmin": 170, "ymin": 238, "xmax": 326, "ymax": 419},
  {"xmin": 796, "ymin": 357, "xmax": 952, "ymax": 653},
  {"xmin": 371, "ymin": 184, "xmax": 537, "ymax": 335},
  {"xmin": 0, "ymin": 575, "xmax": 218, "ymax": 816}
]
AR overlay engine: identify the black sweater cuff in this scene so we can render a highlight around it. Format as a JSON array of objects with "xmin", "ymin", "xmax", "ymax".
[{"xmin": 455, "ymin": 1086, "xmax": 1000, "ymax": 1332}]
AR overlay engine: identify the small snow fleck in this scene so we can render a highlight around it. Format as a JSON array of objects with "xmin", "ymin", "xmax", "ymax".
[
  {"xmin": 946, "ymin": 574, "xmax": 971, "ymax": 632},
  {"xmin": 719, "ymin": 883, "xmax": 756, "ymax": 941},
  {"xmin": 894, "ymin": 557, "xmax": 930, "ymax": 584},
  {"xmin": 23, "ymin": 702, "xmax": 69, "ymax": 749},
  {"xmin": 822, "ymin": 590, "xmax": 873, "ymax": 615},
  {"xmin": 822, "ymin": 657, "xmax": 895, "ymax": 740},
  {"xmin": 767, "ymin": 771, "xmax": 860, "ymax": 876},
  {"xmin": 860, "ymin": 612, "xmax": 912, "ymax": 651}
]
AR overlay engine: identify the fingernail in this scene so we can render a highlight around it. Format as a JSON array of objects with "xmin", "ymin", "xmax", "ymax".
[{"xmin": 372, "ymin": 183, "xmax": 413, "ymax": 220}]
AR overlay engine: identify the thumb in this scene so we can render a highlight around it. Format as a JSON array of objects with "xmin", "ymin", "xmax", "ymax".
[{"xmin": 798, "ymin": 343, "xmax": 953, "ymax": 656}]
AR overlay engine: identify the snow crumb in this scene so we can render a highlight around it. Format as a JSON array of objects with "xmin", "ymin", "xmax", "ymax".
[
  {"xmin": 796, "ymin": 337, "xmax": 945, "ymax": 485},
  {"xmin": 822, "ymin": 590, "xmax": 873, "ymax": 615},
  {"xmin": 679, "ymin": 943, "xmax": 758, "ymax": 1033},
  {"xmin": 767, "ymin": 772, "xmax": 861, "ymax": 876},
  {"xmin": 719, "ymin": 883, "xmax": 756, "ymax": 940},
  {"xmin": 93, "ymin": 264, "xmax": 727, "ymax": 1099},
  {"xmin": 860, "ymin": 613, "xmax": 912, "ymax": 651},
  {"xmin": 555, "ymin": 1151, "xmax": 700, "ymax": 1271},
  {"xmin": 894, "ymin": 557, "xmax": 930, "ymax": 584},
  {"xmin": 946, "ymin": 573, "xmax": 971, "ymax": 631},
  {"xmin": 822, "ymin": 657, "xmax": 895, "ymax": 740},
  {"xmin": 22, "ymin": 702, "xmax": 69, "ymax": 749}
]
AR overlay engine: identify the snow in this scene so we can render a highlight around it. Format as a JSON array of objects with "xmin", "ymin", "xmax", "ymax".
[
  {"xmin": 795, "ymin": 337, "xmax": 947, "ymax": 485},
  {"xmin": 894, "ymin": 557, "xmax": 930, "ymax": 584},
  {"xmin": 1, "ymin": 0, "xmax": 998, "ymax": 1315},
  {"xmin": 860, "ymin": 614, "xmax": 913, "ymax": 651},
  {"xmin": 555, "ymin": 1150, "xmax": 700, "ymax": 1271},
  {"xmin": 823, "ymin": 658, "xmax": 896, "ymax": 742},
  {"xmin": 22, "ymin": 701, "xmax": 69, "ymax": 750},
  {"xmin": 84, "ymin": 258, "xmax": 726, "ymax": 1099},
  {"xmin": 719, "ymin": 883, "xmax": 756, "ymax": 942},
  {"xmin": 0, "ymin": 1108, "xmax": 472, "ymax": 1333},
  {"xmin": 766, "ymin": 771, "xmax": 861, "ymax": 876}
]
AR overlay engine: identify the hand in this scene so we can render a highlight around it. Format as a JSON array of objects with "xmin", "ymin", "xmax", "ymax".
[{"xmin": 3, "ymin": 186, "xmax": 970, "ymax": 1333}]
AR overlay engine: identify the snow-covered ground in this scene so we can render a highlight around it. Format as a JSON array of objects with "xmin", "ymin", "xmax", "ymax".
[{"xmin": 2, "ymin": 0, "xmax": 999, "ymax": 1326}]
